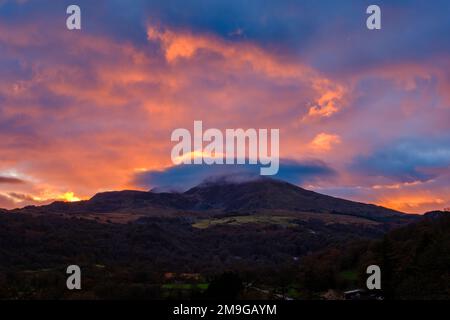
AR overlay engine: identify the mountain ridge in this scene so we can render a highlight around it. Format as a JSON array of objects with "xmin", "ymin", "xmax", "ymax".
[{"xmin": 8, "ymin": 177, "xmax": 415, "ymax": 224}]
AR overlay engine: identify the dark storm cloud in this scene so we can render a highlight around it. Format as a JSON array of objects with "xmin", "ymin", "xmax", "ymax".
[
  {"xmin": 133, "ymin": 159, "xmax": 335, "ymax": 191},
  {"xmin": 3, "ymin": 0, "xmax": 449, "ymax": 74},
  {"xmin": 0, "ymin": 0, "xmax": 449, "ymax": 213},
  {"xmin": 350, "ymin": 138, "xmax": 450, "ymax": 183}
]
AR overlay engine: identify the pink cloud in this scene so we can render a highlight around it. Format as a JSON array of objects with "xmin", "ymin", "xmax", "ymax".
[{"xmin": 0, "ymin": 21, "xmax": 448, "ymax": 214}]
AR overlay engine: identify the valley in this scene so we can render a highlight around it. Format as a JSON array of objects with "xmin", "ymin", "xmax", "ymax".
[{"xmin": 0, "ymin": 177, "xmax": 431, "ymax": 300}]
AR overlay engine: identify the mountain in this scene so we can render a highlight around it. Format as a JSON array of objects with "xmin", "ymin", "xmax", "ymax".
[
  {"xmin": 0, "ymin": 176, "xmax": 424, "ymax": 300},
  {"xmin": 184, "ymin": 178, "xmax": 405, "ymax": 221},
  {"xmin": 12, "ymin": 177, "xmax": 412, "ymax": 224}
]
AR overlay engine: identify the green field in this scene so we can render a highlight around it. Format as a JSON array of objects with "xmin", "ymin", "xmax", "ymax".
[{"xmin": 192, "ymin": 215, "xmax": 298, "ymax": 229}]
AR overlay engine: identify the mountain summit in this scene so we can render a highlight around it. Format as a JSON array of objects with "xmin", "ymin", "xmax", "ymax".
[
  {"xmin": 184, "ymin": 177, "xmax": 404, "ymax": 220},
  {"xmin": 13, "ymin": 177, "xmax": 412, "ymax": 224}
]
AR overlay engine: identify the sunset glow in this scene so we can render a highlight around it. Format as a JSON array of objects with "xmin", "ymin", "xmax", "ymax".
[{"xmin": 0, "ymin": 1, "xmax": 449, "ymax": 214}]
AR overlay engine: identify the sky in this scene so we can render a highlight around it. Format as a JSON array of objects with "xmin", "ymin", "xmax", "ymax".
[{"xmin": 0, "ymin": 0, "xmax": 449, "ymax": 213}]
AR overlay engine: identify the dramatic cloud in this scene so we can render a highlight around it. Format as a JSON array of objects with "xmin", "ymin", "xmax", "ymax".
[
  {"xmin": 0, "ymin": 0, "xmax": 449, "ymax": 212},
  {"xmin": 351, "ymin": 138, "xmax": 450, "ymax": 183},
  {"xmin": 134, "ymin": 159, "xmax": 335, "ymax": 192}
]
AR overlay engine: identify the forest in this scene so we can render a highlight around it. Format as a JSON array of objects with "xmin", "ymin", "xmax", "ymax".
[{"xmin": 0, "ymin": 210, "xmax": 448, "ymax": 300}]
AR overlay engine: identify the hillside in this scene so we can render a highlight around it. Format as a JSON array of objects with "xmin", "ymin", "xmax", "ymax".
[
  {"xmin": 0, "ymin": 176, "xmax": 425, "ymax": 299},
  {"xmin": 184, "ymin": 178, "xmax": 406, "ymax": 221},
  {"xmin": 296, "ymin": 211, "xmax": 450, "ymax": 299},
  {"xmin": 10, "ymin": 178, "xmax": 413, "ymax": 226}
]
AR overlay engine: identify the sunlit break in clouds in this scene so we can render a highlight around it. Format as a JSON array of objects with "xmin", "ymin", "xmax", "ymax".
[{"xmin": 0, "ymin": 0, "xmax": 449, "ymax": 213}]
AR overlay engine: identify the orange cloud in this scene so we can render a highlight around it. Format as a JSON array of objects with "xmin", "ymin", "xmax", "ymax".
[
  {"xmin": 309, "ymin": 133, "xmax": 341, "ymax": 152},
  {"xmin": 0, "ymin": 20, "xmax": 448, "ymax": 216},
  {"xmin": 305, "ymin": 80, "xmax": 347, "ymax": 119},
  {"xmin": 0, "ymin": 23, "xmax": 348, "ymax": 209},
  {"xmin": 379, "ymin": 195, "xmax": 445, "ymax": 213},
  {"xmin": 147, "ymin": 26, "xmax": 308, "ymax": 79}
]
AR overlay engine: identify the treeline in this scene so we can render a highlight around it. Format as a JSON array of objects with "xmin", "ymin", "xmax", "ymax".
[
  {"xmin": 295, "ymin": 212, "xmax": 450, "ymax": 299},
  {"xmin": 1, "ymin": 212, "xmax": 449, "ymax": 299},
  {"xmin": 0, "ymin": 212, "xmax": 376, "ymax": 299}
]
